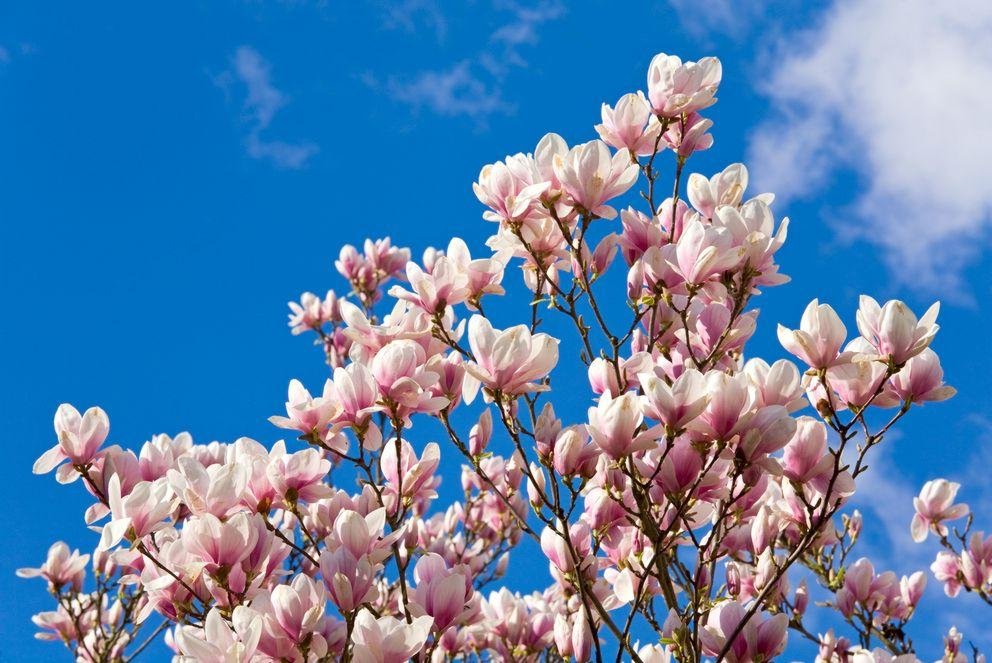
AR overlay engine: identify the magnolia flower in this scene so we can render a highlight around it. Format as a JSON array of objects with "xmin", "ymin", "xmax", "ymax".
[
  {"xmin": 595, "ymin": 92, "xmax": 662, "ymax": 156},
  {"xmin": 350, "ymin": 611, "xmax": 433, "ymax": 663},
  {"xmin": 911, "ymin": 479, "xmax": 969, "ymax": 542},
  {"xmin": 856, "ymin": 296, "xmax": 940, "ymax": 365},
  {"xmin": 465, "ymin": 315, "xmax": 559, "ymax": 397},
  {"xmin": 16, "ymin": 542, "xmax": 90, "ymax": 591},
  {"xmin": 777, "ymin": 300, "xmax": 849, "ymax": 369},
  {"xmin": 34, "ymin": 404, "xmax": 110, "ymax": 480},
  {"xmin": 175, "ymin": 607, "xmax": 262, "ymax": 663},
  {"xmin": 472, "ymin": 153, "xmax": 547, "ymax": 224},
  {"xmin": 639, "ymin": 368, "xmax": 709, "ymax": 432},
  {"xmin": 99, "ymin": 475, "xmax": 176, "ymax": 550},
  {"xmin": 552, "ymin": 140, "xmax": 638, "ymax": 219},
  {"xmin": 587, "ymin": 392, "xmax": 661, "ymax": 458},
  {"xmin": 886, "ymin": 348, "xmax": 956, "ymax": 404},
  {"xmin": 268, "ymin": 379, "xmax": 341, "ymax": 438},
  {"xmin": 411, "ymin": 553, "xmax": 475, "ymax": 632},
  {"xmin": 647, "ymin": 53, "xmax": 721, "ymax": 117},
  {"xmin": 699, "ymin": 600, "xmax": 787, "ymax": 662}
]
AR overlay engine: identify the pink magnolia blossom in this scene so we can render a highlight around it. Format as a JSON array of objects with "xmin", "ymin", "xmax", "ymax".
[
  {"xmin": 350, "ymin": 611, "xmax": 433, "ymax": 663},
  {"xmin": 777, "ymin": 299, "xmax": 849, "ymax": 369},
  {"xmin": 174, "ymin": 607, "xmax": 262, "ymax": 663},
  {"xmin": 268, "ymin": 378, "xmax": 341, "ymax": 438},
  {"xmin": 34, "ymin": 404, "xmax": 110, "ymax": 479},
  {"xmin": 595, "ymin": 92, "xmax": 662, "ymax": 157},
  {"xmin": 646, "ymin": 53, "xmax": 722, "ymax": 117},
  {"xmin": 17, "ymin": 542, "xmax": 90, "ymax": 591},
  {"xmin": 465, "ymin": 315, "xmax": 559, "ymax": 397},
  {"xmin": 856, "ymin": 296, "xmax": 940, "ymax": 365},
  {"xmin": 552, "ymin": 140, "xmax": 638, "ymax": 219},
  {"xmin": 699, "ymin": 600, "xmax": 787, "ymax": 662},
  {"xmin": 911, "ymin": 479, "xmax": 969, "ymax": 542}
]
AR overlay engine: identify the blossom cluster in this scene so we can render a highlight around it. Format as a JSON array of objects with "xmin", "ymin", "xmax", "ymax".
[{"xmin": 20, "ymin": 51, "xmax": 985, "ymax": 663}]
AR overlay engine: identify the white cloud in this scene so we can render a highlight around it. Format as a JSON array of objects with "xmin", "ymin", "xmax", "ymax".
[
  {"xmin": 387, "ymin": 61, "xmax": 509, "ymax": 121},
  {"xmin": 379, "ymin": 1, "xmax": 563, "ymax": 125},
  {"xmin": 382, "ymin": 0, "xmax": 448, "ymax": 43},
  {"xmin": 748, "ymin": 0, "xmax": 992, "ymax": 294},
  {"xmin": 223, "ymin": 46, "xmax": 318, "ymax": 169}
]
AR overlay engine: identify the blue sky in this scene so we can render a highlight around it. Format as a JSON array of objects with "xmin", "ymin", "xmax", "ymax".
[{"xmin": 2, "ymin": 1, "xmax": 991, "ymax": 660}]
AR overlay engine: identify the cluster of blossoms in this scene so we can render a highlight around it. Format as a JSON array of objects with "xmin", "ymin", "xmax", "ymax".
[{"xmin": 21, "ymin": 52, "xmax": 985, "ymax": 662}]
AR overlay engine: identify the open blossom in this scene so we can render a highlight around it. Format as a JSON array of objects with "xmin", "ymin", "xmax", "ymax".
[
  {"xmin": 465, "ymin": 315, "xmax": 559, "ymax": 397},
  {"xmin": 552, "ymin": 140, "xmax": 638, "ymax": 219},
  {"xmin": 34, "ymin": 404, "xmax": 110, "ymax": 479},
  {"xmin": 856, "ymin": 296, "xmax": 940, "ymax": 365},
  {"xmin": 687, "ymin": 163, "xmax": 751, "ymax": 219},
  {"xmin": 472, "ymin": 153, "xmax": 547, "ymax": 225},
  {"xmin": 595, "ymin": 92, "xmax": 662, "ymax": 157},
  {"xmin": 174, "ymin": 607, "xmax": 262, "ymax": 663},
  {"xmin": 647, "ymin": 53, "xmax": 721, "ymax": 117},
  {"xmin": 639, "ymin": 368, "xmax": 709, "ymax": 432},
  {"xmin": 268, "ymin": 379, "xmax": 341, "ymax": 438},
  {"xmin": 777, "ymin": 300, "xmax": 849, "ymax": 369},
  {"xmin": 99, "ymin": 475, "xmax": 176, "ymax": 550},
  {"xmin": 699, "ymin": 600, "xmax": 787, "ymax": 662},
  {"xmin": 17, "ymin": 542, "xmax": 90, "ymax": 591},
  {"xmin": 911, "ymin": 479, "xmax": 969, "ymax": 542},
  {"xmin": 287, "ymin": 290, "xmax": 339, "ymax": 335},
  {"xmin": 886, "ymin": 348, "xmax": 956, "ymax": 404},
  {"xmin": 350, "ymin": 611, "xmax": 433, "ymax": 663}
]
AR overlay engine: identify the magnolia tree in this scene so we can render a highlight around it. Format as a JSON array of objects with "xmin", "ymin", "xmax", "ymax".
[{"xmin": 19, "ymin": 52, "xmax": 986, "ymax": 663}]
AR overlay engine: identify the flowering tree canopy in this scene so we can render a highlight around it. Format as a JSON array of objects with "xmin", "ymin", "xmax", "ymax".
[{"xmin": 20, "ymin": 52, "xmax": 985, "ymax": 663}]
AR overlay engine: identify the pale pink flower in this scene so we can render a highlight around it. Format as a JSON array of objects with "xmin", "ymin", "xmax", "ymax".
[
  {"xmin": 412, "ymin": 552, "xmax": 475, "ymax": 632},
  {"xmin": 369, "ymin": 339, "xmax": 449, "ymax": 422},
  {"xmin": 99, "ymin": 475, "xmax": 176, "ymax": 550},
  {"xmin": 911, "ymin": 479, "xmax": 969, "ymax": 542},
  {"xmin": 17, "ymin": 542, "xmax": 90, "ymax": 591},
  {"xmin": 350, "ymin": 611, "xmax": 434, "ymax": 663},
  {"xmin": 886, "ymin": 348, "xmax": 956, "ymax": 404},
  {"xmin": 777, "ymin": 300, "xmax": 848, "ymax": 369},
  {"xmin": 472, "ymin": 153, "xmax": 548, "ymax": 225},
  {"xmin": 856, "ymin": 296, "xmax": 940, "ymax": 365},
  {"xmin": 181, "ymin": 512, "xmax": 260, "ymax": 572},
  {"xmin": 687, "ymin": 163, "xmax": 751, "ymax": 219},
  {"xmin": 269, "ymin": 575, "xmax": 327, "ymax": 643},
  {"xmin": 662, "ymin": 112, "xmax": 713, "ymax": 157},
  {"xmin": 587, "ymin": 392, "xmax": 660, "ymax": 458},
  {"xmin": 465, "ymin": 315, "xmax": 559, "ymax": 397},
  {"xmin": 268, "ymin": 378, "xmax": 340, "ymax": 437},
  {"xmin": 319, "ymin": 545, "xmax": 378, "ymax": 612},
  {"xmin": 647, "ymin": 53, "xmax": 721, "ymax": 118},
  {"xmin": 666, "ymin": 217, "xmax": 741, "ymax": 284},
  {"xmin": 287, "ymin": 290, "xmax": 339, "ymax": 335},
  {"xmin": 34, "ymin": 404, "xmax": 110, "ymax": 478},
  {"xmin": 174, "ymin": 606, "xmax": 262, "ymax": 663},
  {"xmin": 552, "ymin": 425, "xmax": 598, "ymax": 478},
  {"xmin": 266, "ymin": 447, "xmax": 333, "ymax": 504},
  {"xmin": 698, "ymin": 600, "xmax": 787, "ymax": 662},
  {"xmin": 167, "ymin": 456, "xmax": 247, "ymax": 518},
  {"xmin": 380, "ymin": 440, "xmax": 441, "ymax": 511},
  {"xmin": 595, "ymin": 92, "xmax": 663, "ymax": 156},
  {"xmin": 639, "ymin": 368, "xmax": 709, "ymax": 432},
  {"xmin": 552, "ymin": 140, "xmax": 638, "ymax": 219},
  {"xmin": 331, "ymin": 361, "xmax": 379, "ymax": 428}
]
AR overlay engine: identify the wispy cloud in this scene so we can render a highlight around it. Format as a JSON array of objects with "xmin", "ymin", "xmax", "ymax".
[
  {"xmin": 218, "ymin": 46, "xmax": 318, "ymax": 169},
  {"xmin": 382, "ymin": 0, "xmax": 448, "ymax": 43},
  {"xmin": 377, "ymin": 0, "xmax": 564, "ymax": 126},
  {"xmin": 667, "ymin": 0, "xmax": 771, "ymax": 40},
  {"xmin": 746, "ymin": 0, "xmax": 992, "ymax": 296}
]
